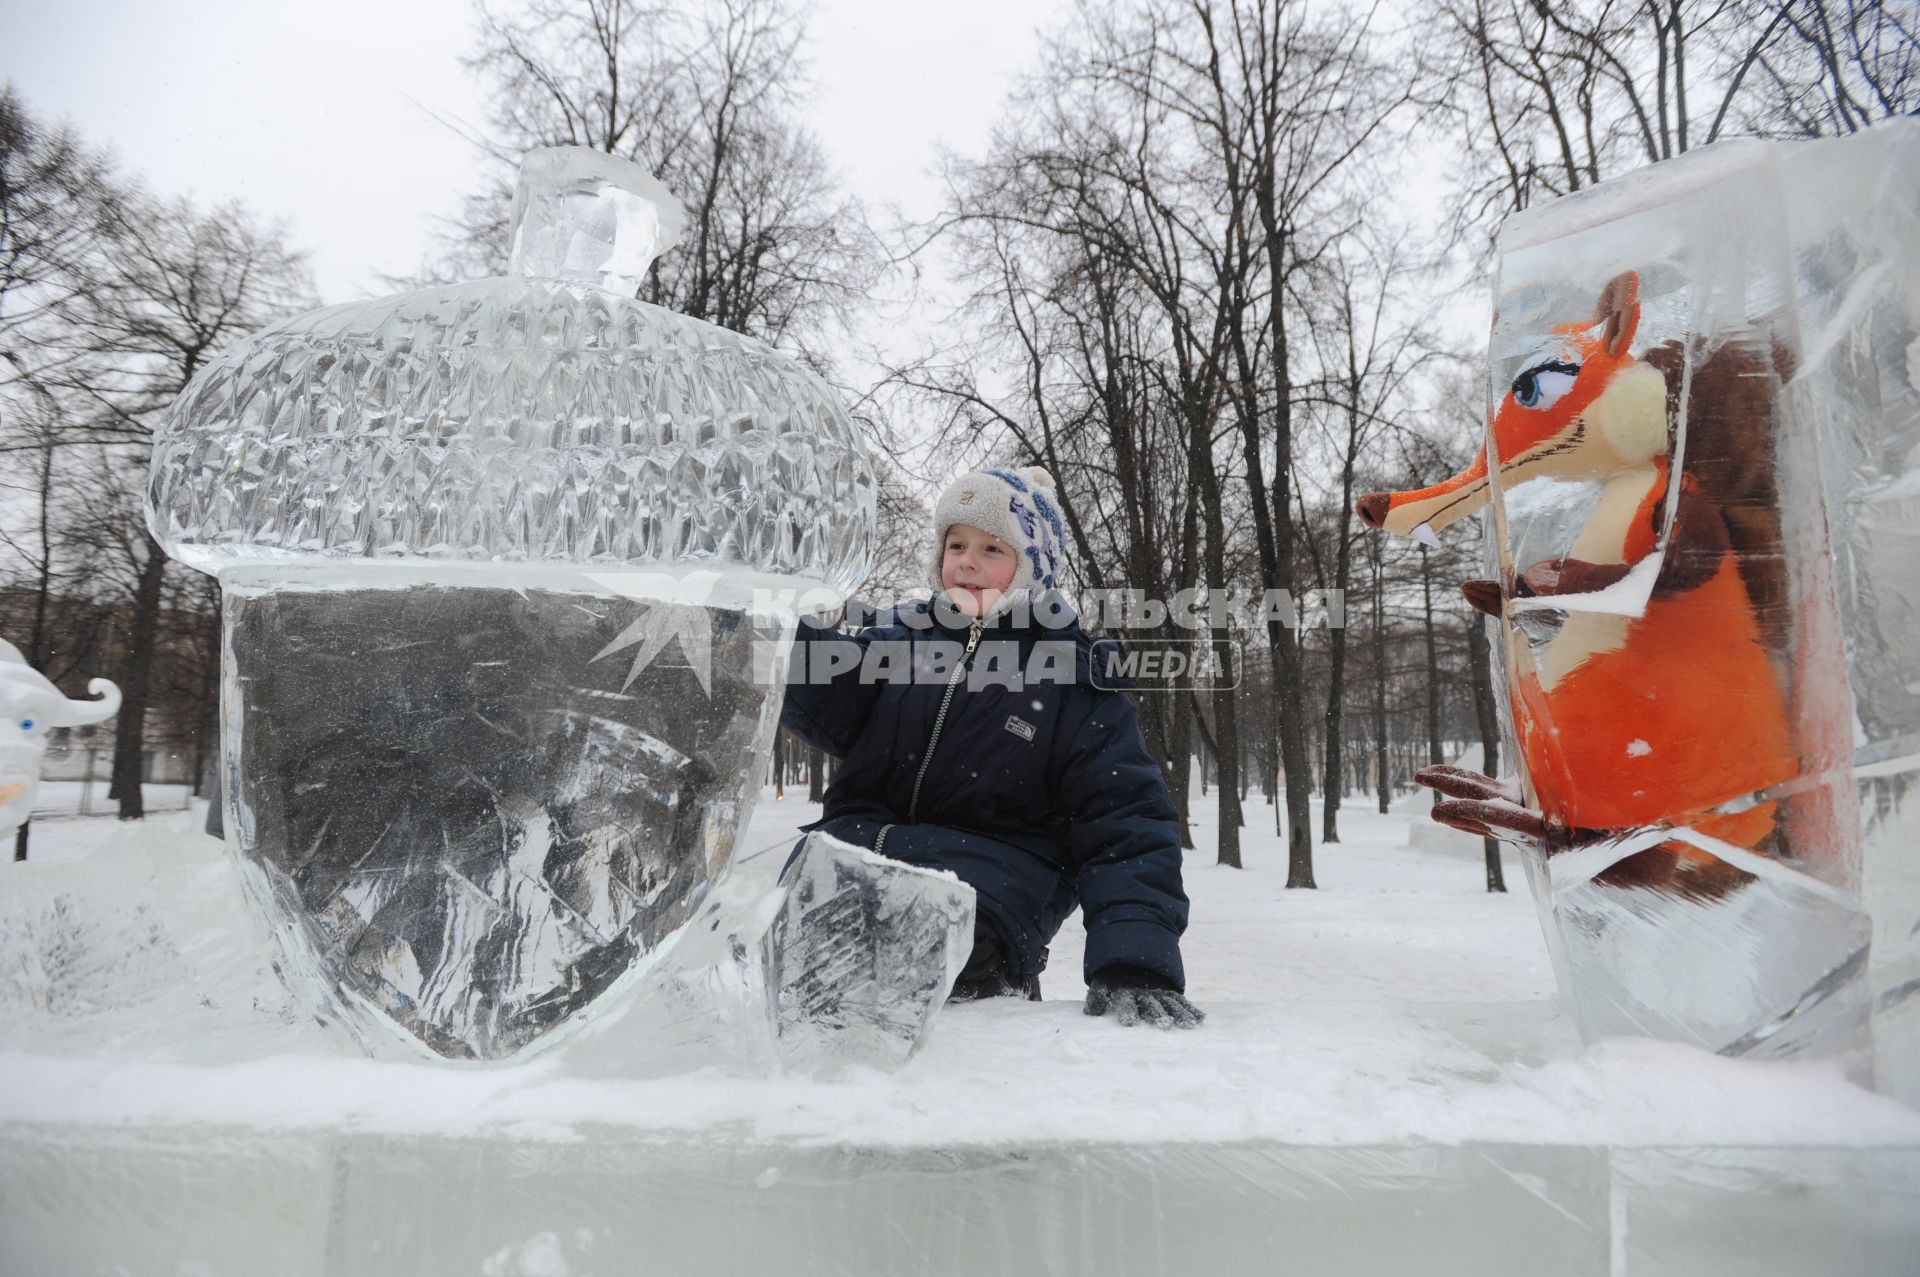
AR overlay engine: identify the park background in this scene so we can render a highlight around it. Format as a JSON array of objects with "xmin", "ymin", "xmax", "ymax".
[{"xmin": 2, "ymin": 0, "xmax": 1913, "ymax": 886}]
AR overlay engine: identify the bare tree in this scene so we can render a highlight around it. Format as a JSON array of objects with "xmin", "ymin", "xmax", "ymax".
[
  {"xmin": 860, "ymin": 456, "xmax": 934, "ymax": 607},
  {"xmin": 902, "ymin": 0, "xmax": 1422, "ymax": 877},
  {"xmin": 1744, "ymin": 0, "xmax": 1920, "ymax": 135},
  {"xmin": 1298, "ymin": 242, "xmax": 1443, "ymax": 843},
  {"xmin": 0, "ymin": 88, "xmax": 129, "ymax": 676},
  {"xmin": 1427, "ymin": 0, "xmax": 1917, "ymax": 248},
  {"xmin": 895, "ymin": 36, "xmax": 1214, "ymax": 847},
  {"xmin": 1174, "ymin": 0, "xmax": 1412, "ymax": 885},
  {"xmin": 1365, "ymin": 522, "xmax": 1392, "ymax": 813},
  {"xmin": 442, "ymin": 0, "xmax": 879, "ymax": 354},
  {"xmin": 53, "ymin": 194, "xmax": 312, "ymax": 820}
]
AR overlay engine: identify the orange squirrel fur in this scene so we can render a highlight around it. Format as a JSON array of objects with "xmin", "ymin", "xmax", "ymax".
[{"xmin": 1357, "ymin": 273, "xmax": 1795, "ymax": 889}]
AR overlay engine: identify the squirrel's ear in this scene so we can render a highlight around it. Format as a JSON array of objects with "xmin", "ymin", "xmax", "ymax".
[
  {"xmin": 1021, "ymin": 466, "xmax": 1057, "ymax": 492},
  {"xmin": 1596, "ymin": 272, "xmax": 1640, "ymax": 357}
]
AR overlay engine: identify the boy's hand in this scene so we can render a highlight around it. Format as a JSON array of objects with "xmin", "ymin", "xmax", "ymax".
[{"xmin": 1084, "ymin": 965, "xmax": 1204, "ymax": 1029}]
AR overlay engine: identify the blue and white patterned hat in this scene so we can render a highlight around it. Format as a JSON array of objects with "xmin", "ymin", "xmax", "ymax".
[{"xmin": 929, "ymin": 465, "xmax": 1069, "ymax": 607}]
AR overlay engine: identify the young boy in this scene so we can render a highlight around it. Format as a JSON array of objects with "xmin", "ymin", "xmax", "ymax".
[{"xmin": 780, "ymin": 466, "xmax": 1201, "ymax": 1029}]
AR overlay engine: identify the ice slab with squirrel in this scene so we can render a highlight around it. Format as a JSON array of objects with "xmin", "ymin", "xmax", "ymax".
[{"xmin": 1489, "ymin": 122, "xmax": 1919, "ymax": 1088}]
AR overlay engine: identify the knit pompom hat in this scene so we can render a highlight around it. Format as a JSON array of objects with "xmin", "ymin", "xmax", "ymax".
[{"xmin": 929, "ymin": 465, "xmax": 1069, "ymax": 604}]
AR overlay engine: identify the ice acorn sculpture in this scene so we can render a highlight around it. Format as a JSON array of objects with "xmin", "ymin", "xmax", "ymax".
[
  {"xmin": 1358, "ymin": 123, "xmax": 1919, "ymax": 1093},
  {"xmin": 147, "ymin": 147, "xmax": 875, "ymax": 1061}
]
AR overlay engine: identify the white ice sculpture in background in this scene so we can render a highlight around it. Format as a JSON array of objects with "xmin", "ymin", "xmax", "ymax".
[
  {"xmin": 0, "ymin": 640, "xmax": 120, "ymax": 836},
  {"xmin": 145, "ymin": 146, "xmax": 894, "ymax": 1064}
]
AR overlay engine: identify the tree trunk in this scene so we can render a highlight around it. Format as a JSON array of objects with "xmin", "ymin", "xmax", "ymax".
[
  {"xmin": 1321, "ymin": 340, "xmax": 1368, "ymax": 843},
  {"xmin": 1265, "ymin": 232, "xmax": 1314, "ymax": 888},
  {"xmin": 1165, "ymin": 685, "xmax": 1196, "ymax": 850},
  {"xmin": 111, "ymin": 536, "xmax": 168, "ymax": 821},
  {"xmin": 26, "ymin": 433, "xmax": 56, "ymax": 671},
  {"xmin": 1230, "ymin": 288, "xmax": 1314, "ymax": 886},
  {"xmin": 1272, "ymin": 626, "xmax": 1315, "ymax": 887},
  {"xmin": 807, "ymin": 745, "xmax": 824, "ymax": 802},
  {"xmin": 1420, "ymin": 544, "xmax": 1443, "ymax": 771},
  {"xmin": 1197, "ymin": 437, "xmax": 1243, "ymax": 868},
  {"xmin": 190, "ymin": 601, "xmax": 221, "ymax": 799},
  {"xmin": 1321, "ymin": 622, "xmax": 1349, "ymax": 843},
  {"xmin": 1371, "ymin": 538, "xmax": 1390, "ymax": 813},
  {"xmin": 1169, "ymin": 408, "xmax": 1204, "ymax": 852},
  {"xmin": 1467, "ymin": 611, "xmax": 1508, "ymax": 892}
]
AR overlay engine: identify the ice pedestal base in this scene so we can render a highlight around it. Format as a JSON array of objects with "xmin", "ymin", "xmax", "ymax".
[
  {"xmin": 4, "ymin": 1117, "xmax": 1917, "ymax": 1275},
  {"xmin": 6, "ymin": 996, "xmax": 1917, "ymax": 1276},
  {"xmin": 8, "ymin": 822, "xmax": 1918, "ymax": 1273}
]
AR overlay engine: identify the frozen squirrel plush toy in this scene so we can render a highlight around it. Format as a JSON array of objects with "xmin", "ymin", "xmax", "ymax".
[{"xmin": 1357, "ymin": 272, "xmax": 1795, "ymax": 895}]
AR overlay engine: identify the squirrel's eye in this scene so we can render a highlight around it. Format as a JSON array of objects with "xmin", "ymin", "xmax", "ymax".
[
  {"xmin": 19, "ymin": 719, "xmax": 34, "ymax": 732},
  {"xmin": 1512, "ymin": 361, "xmax": 1579, "ymax": 411}
]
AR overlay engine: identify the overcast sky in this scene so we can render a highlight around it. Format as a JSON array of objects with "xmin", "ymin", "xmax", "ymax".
[
  {"xmin": 6, "ymin": 0, "xmax": 1071, "ymax": 303},
  {"xmin": 6, "ymin": 0, "xmax": 1487, "ymax": 492}
]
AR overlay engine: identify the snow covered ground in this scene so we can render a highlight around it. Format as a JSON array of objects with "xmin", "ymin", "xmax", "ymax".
[
  {"xmin": 744, "ymin": 784, "xmax": 1561, "ymax": 1007},
  {"xmin": 3, "ymin": 788, "xmax": 1916, "ymax": 1152}
]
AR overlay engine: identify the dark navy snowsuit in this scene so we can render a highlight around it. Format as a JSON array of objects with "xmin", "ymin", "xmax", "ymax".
[{"xmin": 778, "ymin": 598, "xmax": 1190, "ymax": 991}]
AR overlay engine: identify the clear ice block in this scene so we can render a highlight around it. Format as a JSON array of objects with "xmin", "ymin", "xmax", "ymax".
[
  {"xmin": 1484, "ymin": 123, "xmax": 1920, "ymax": 1081},
  {"xmin": 1775, "ymin": 122, "xmax": 1920, "ymax": 1104},
  {"xmin": 551, "ymin": 831, "xmax": 973, "ymax": 1078},
  {"xmin": 761, "ymin": 831, "xmax": 975, "ymax": 1073},
  {"xmin": 223, "ymin": 581, "xmax": 791, "ymax": 1060},
  {"xmin": 17, "ymin": 1122, "xmax": 1914, "ymax": 1276},
  {"xmin": 144, "ymin": 146, "xmax": 875, "ymax": 1061},
  {"xmin": 1610, "ymin": 1146, "xmax": 1920, "ymax": 1277}
]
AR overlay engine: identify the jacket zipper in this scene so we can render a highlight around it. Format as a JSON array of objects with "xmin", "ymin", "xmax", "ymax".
[{"xmin": 905, "ymin": 619, "xmax": 983, "ymax": 824}]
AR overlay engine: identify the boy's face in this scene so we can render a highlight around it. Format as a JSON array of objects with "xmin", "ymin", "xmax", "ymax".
[{"xmin": 941, "ymin": 523, "xmax": 1019, "ymax": 617}]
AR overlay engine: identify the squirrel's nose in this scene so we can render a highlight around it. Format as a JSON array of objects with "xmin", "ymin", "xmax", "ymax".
[{"xmin": 1356, "ymin": 493, "xmax": 1391, "ymax": 529}]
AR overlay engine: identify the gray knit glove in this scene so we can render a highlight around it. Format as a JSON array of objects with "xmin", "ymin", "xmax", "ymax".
[{"xmin": 1084, "ymin": 965, "xmax": 1204, "ymax": 1029}]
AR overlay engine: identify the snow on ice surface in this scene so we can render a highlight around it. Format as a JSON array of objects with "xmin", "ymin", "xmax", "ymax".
[{"xmin": 4, "ymin": 794, "xmax": 1916, "ymax": 1151}]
